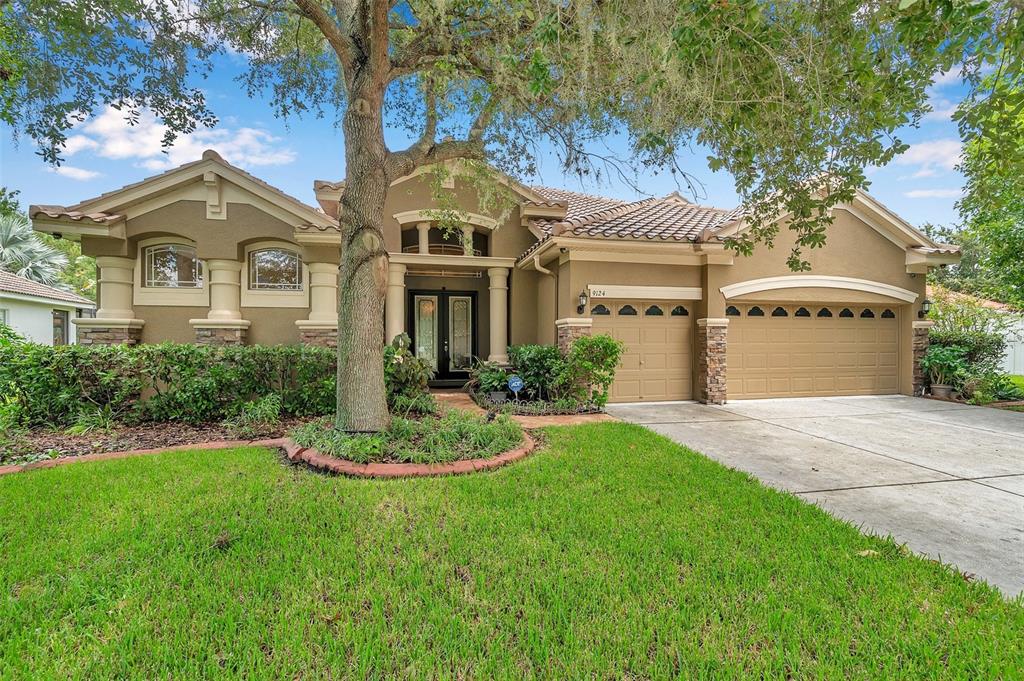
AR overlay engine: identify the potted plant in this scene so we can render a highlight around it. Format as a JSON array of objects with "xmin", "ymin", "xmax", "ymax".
[
  {"xmin": 919, "ymin": 345, "xmax": 968, "ymax": 399},
  {"xmin": 472, "ymin": 361, "xmax": 509, "ymax": 403}
]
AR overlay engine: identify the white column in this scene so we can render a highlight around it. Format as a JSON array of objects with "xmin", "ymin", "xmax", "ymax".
[
  {"xmin": 205, "ymin": 259, "xmax": 243, "ymax": 320},
  {"xmin": 95, "ymin": 256, "xmax": 136, "ymax": 319},
  {"xmin": 385, "ymin": 262, "xmax": 407, "ymax": 344},
  {"xmin": 487, "ymin": 267, "xmax": 509, "ymax": 364},
  {"xmin": 305, "ymin": 262, "xmax": 338, "ymax": 324},
  {"xmin": 461, "ymin": 225, "xmax": 475, "ymax": 255},
  {"xmin": 417, "ymin": 222, "xmax": 431, "ymax": 254}
]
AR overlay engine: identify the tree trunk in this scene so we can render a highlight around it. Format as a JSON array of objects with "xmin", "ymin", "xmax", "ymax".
[{"xmin": 335, "ymin": 90, "xmax": 391, "ymax": 432}]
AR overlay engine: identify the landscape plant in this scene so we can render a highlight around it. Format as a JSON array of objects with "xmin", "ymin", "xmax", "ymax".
[
  {"xmin": 554, "ymin": 334, "xmax": 624, "ymax": 407},
  {"xmin": 506, "ymin": 344, "xmax": 562, "ymax": 401},
  {"xmin": 5, "ymin": 0, "xmax": 1009, "ymax": 433},
  {"xmin": 920, "ymin": 345, "xmax": 969, "ymax": 390}
]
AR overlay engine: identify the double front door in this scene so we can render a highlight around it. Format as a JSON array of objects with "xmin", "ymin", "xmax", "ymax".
[{"xmin": 409, "ymin": 290, "xmax": 477, "ymax": 381}]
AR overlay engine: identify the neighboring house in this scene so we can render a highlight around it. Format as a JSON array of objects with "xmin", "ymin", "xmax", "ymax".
[
  {"xmin": 29, "ymin": 149, "xmax": 959, "ymax": 402},
  {"xmin": 926, "ymin": 285, "xmax": 1024, "ymax": 375},
  {"xmin": 0, "ymin": 270, "xmax": 95, "ymax": 345}
]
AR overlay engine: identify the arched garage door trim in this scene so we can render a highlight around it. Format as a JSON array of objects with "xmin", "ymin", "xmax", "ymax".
[{"xmin": 719, "ymin": 275, "xmax": 918, "ymax": 303}]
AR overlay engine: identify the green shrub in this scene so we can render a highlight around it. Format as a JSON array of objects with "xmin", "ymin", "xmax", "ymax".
[
  {"xmin": 0, "ymin": 322, "xmax": 25, "ymax": 346},
  {"xmin": 470, "ymin": 361, "xmax": 508, "ymax": 394},
  {"xmin": 962, "ymin": 372, "xmax": 1024, "ymax": 405},
  {"xmin": 383, "ymin": 333, "xmax": 435, "ymax": 405},
  {"xmin": 223, "ymin": 393, "xmax": 282, "ymax": 439},
  {"xmin": 66, "ymin": 404, "xmax": 118, "ymax": 435},
  {"xmin": 0, "ymin": 385, "xmax": 25, "ymax": 435},
  {"xmin": 555, "ymin": 334, "xmax": 624, "ymax": 407},
  {"xmin": 507, "ymin": 344, "xmax": 563, "ymax": 400},
  {"xmin": 920, "ymin": 345, "xmax": 969, "ymax": 387}
]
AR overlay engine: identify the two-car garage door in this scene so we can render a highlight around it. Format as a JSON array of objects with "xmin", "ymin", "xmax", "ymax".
[
  {"xmin": 591, "ymin": 300, "xmax": 900, "ymax": 402},
  {"xmin": 591, "ymin": 300, "xmax": 693, "ymax": 402},
  {"xmin": 726, "ymin": 303, "xmax": 899, "ymax": 399}
]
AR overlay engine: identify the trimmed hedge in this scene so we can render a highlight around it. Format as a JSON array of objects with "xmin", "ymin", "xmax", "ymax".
[{"xmin": 0, "ymin": 342, "xmax": 337, "ymax": 427}]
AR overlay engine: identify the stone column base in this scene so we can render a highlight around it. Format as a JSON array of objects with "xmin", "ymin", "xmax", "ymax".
[
  {"xmin": 696, "ymin": 318, "xmax": 729, "ymax": 405},
  {"xmin": 190, "ymin": 319, "xmax": 251, "ymax": 346},
  {"xmin": 555, "ymin": 317, "xmax": 593, "ymax": 354},
  {"xmin": 73, "ymin": 318, "xmax": 145, "ymax": 346},
  {"xmin": 912, "ymin": 320, "xmax": 934, "ymax": 396},
  {"xmin": 296, "ymin": 322, "xmax": 338, "ymax": 348}
]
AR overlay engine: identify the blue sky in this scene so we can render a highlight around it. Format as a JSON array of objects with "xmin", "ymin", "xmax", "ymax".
[{"xmin": 0, "ymin": 58, "xmax": 967, "ymax": 229}]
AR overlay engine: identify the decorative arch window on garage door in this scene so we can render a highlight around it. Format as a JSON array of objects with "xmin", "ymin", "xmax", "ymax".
[
  {"xmin": 817, "ymin": 307, "xmax": 833, "ymax": 317},
  {"xmin": 725, "ymin": 305, "xmax": 740, "ymax": 316},
  {"xmin": 771, "ymin": 306, "xmax": 788, "ymax": 317},
  {"xmin": 618, "ymin": 304, "xmax": 638, "ymax": 316},
  {"xmin": 671, "ymin": 305, "xmax": 689, "ymax": 316},
  {"xmin": 748, "ymin": 306, "xmax": 765, "ymax": 317},
  {"xmin": 860, "ymin": 308, "xmax": 875, "ymax": 318},
  {"xmin": 592, "ymin": 304, "xmax": 610, "ymax": 315},
  {"xmin": 645, "ymin": 305, "xmax": 664, "ymax": 316},
  {"xmin": 881, "ymin": 309, "xmax": 896, "ymax": 318},
  {"xmin": 795, "ymin": 307, "xmax": 811, "ymax": 317},
  {"xmin": 839, "ymin": 308, "xmax": 855, "ymax": 318}
]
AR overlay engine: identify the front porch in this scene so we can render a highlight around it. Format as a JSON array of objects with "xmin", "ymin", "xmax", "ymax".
[{"xmin": 385, "ymin": 252, "xmax": 514, "ymax": 384}]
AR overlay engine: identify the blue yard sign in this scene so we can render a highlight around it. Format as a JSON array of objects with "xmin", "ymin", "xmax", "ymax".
[{"xmin": 507, "ymin": 375, "xmax": 524, "ymax": 396}]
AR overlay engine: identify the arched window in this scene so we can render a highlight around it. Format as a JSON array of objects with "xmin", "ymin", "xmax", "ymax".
[
  {"xmin": 671, "ymin": 305, "xmax": 689, "ymax": 316},
  {"xmin": 592, "ymin": 304, "xmax": 610, "ymax": 316},
  {"xmin": 795, "ymin": 307, "xmax": 811, "ymax": 317},
  {"xmin": 249, "ymin": 248, "xmax": 302, "ymax": 290},
  {"xmin": 817, "ymin": 307, "xmax": 833, "ymax": 317},
  {"xmin": 748, "ymin": 306, "xmax": 765, "ymax": 317},
  {"xmin": 645, "ymin": 305, "xmax": 664, "ymax": 316},
  {"xmin": 839, "ymin": 308, "xmax": 854, "ymax": 318},
  {"xmin": 725, "ymin": 305, "xmax": 740, "ymax": 316},
  {"xmin": 618, "ymin": 304, "xmax": 637, "ymax": 316},
  {"xmin": 144, "ymin": 244, "xmax": 202, "ymax": 288},
  {"xmin": 771, "ymin": 306, "xmax": 788, "ymax": 317},
  {"xmin": 860, "ymin": 308, "xmax": 875, "ymax": 318},
  {"xmin": 881, "ymin": 309, "xmax": 896, "ymax": 319}
]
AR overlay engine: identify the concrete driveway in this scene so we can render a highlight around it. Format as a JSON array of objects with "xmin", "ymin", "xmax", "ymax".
[{"xmin": 607, "ymin": 396, "xmax": 1024, "ymax": 597}]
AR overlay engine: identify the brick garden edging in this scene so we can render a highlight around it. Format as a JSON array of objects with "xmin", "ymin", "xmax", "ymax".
[
  {"xmin": 0, "ymin": 438, "xmax": 289, "ymax": 477},
  {"xmin": 283, "ymin": 432, "xmax": 537, "ymax": 479}
]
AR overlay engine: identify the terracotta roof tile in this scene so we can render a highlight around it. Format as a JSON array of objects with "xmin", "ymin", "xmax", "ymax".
[
  {"xmin": 29, "ymin": 205, "xmax": 122, "ymax": 224},
  {"xmin": 0, "ymin": 270, "xmax": 94, "ymax": 306}
]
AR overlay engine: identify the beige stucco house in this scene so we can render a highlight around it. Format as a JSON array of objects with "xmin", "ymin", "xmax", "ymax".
[{"xmin": 29, "ymin": 149, "xmax": 959, "ymax": 403}]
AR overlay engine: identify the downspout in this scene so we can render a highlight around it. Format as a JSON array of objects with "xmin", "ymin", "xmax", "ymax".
[{"xmin": 533, "ymin": 254, "xmax": 558, "ymax": 341}]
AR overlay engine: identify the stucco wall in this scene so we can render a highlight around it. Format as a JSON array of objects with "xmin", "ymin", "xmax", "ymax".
[
  {"xmin": 0, "ymin": 297, "xmax": 84, "ymax": 345},
  {"xmin": 242, "ymin": 307, "xmax": 307, "ymax": 345},
  {"xmin": 135, "ymin": 306, "xmax": 206, "ymax": 344}
]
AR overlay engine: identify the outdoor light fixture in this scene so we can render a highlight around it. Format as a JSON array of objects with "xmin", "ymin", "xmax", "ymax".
[
  {"xmin": 577, "ymin": 289, "xmax": 589, "ymax": 314},
  {"xmin": 919, "ymin": 298, "xmax": 932, "ymax": 319}
]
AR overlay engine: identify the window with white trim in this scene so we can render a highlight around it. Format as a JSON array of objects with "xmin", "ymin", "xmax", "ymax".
[
  {"xmin": 144, "ymin": 244, "xmax": 203, "ymax": 288},
  {"xmin": 0, "ymin": 308, "xmax": 8, "ymax": 325},
  {"xmin": 248, "ymin": 248, "xmax": 303, "ymax": 291}
]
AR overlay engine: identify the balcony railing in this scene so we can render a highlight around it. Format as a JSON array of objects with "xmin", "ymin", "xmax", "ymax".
[{"xmin": 401, "ymin": 243, "xmax": 482, "ymax": 256}]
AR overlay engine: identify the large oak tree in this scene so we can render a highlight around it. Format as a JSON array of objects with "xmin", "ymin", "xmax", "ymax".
[{"xmin": 2, "ymin": 0, "xmax": 1013, "ymax": 430}]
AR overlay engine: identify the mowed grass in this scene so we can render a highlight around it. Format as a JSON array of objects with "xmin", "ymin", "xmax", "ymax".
[{"xmin": 1, "ymin": 423, "xmax": 1021, "ymax": 678}]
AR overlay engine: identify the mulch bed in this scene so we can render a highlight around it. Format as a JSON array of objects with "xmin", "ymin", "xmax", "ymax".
[{"xmin": 2, "ymin": 417, "xmax": 314, "ymax": 466}]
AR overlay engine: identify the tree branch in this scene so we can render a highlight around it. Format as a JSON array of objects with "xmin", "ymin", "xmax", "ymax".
[{"xmin": 292, "ymin": 0, "xmax": 359, "ymax": 83}]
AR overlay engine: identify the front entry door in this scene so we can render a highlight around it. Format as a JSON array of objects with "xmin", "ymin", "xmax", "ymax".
[{"xmin": 409, "ymin": 291, "xmax": 477, "ymax": 381}]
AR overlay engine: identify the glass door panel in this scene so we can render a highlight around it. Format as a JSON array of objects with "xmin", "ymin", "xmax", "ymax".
[
  {"xmin": 448, "ymin": 296, "xmax": 473, "ymax": 372},
  {"xmin": 414, "ymin": 295, "xmax": 438, "ymax": 371}
]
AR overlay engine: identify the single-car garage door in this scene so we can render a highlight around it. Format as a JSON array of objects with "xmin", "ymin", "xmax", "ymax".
[
  {"xmin": 591, "ymin": 300, "xmax": 693, "ymax": 402},
  {"xmin": 727, "ymin": 303, "xmax": 899, "ymax": 399}
]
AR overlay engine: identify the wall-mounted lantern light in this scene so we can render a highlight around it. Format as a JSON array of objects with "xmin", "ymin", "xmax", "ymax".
[
  {"xmin": 918, "ymin": 298, "xmax": 932, "ymax": 319},
  {"xmin": 577, "ymin": 289, "xmax": 589, "ymax": 315}
]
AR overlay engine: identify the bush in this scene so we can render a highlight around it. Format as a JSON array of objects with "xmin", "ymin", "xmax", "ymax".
[
  {"xmin": 554, "ymin": 334, "xmax": 625, "ymax": 407},
  {"xmin": 962, "ymin": 372, "xmax": 1024, "ymax": 405},
  {"xmin": 383, "ymin": 333, "xmax": 435, "ymax": 406},
  {"xmin": 470, "ymin": 361, "xmax": 509, "ymax": 394},
  {"xmin": 0, "ymin": 341, "xmax": 437, "ymax": 428},
  {"xmin": 919, "ymin": 345, "xmax": 969, "ymax": 388},
  {"xmin": 507, "ymin": 344, "xmax": 562, "ymax": 400},
  {"xmin": 0, "ymin": 322, "xmax": 25, "ymax": 346},
  {"xmin": 223, "ymin": 393, "xmax": 282, "ymax": 439}
]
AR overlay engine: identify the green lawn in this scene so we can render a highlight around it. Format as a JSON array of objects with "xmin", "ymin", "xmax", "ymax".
[
  {"xmin": 1011, "ymin": 375, "xmax": 1024, "ymax": 391},
  {"xmin": 1, "ymin": 423, "xmax": 1021, "ymax": 678}
]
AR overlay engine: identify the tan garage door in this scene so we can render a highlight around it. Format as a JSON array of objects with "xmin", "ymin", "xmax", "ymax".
[
  {"xmin": 591, "ymin": 300, "xmax": 693, "ymax": 402},
  {"xmin": 727, "ymin": 303, "xmax": 899, "ymax": 399}
]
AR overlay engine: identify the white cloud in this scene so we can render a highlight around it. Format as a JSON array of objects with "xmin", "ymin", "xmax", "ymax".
[
  {"xmin": 903, "ymin": 188, "xmax": 963, "ymax": 199},
  {"xmin": 70, "ymin": 106, "xmax": 297, "ymax": 171},
  {"xmin": 894, "ymin": 138, "xmax": 962, "ymax": 177},
  {"xmin": 924, "ymin": 93, "xmax": 959, "ymax": 121},
  {"xmin": 931, "ymin": 66, "xmax": 962, "ymax": 87},
  {"xmin": 49, "ymin": 165, "xmax": 101, "ymax": 181},
  {"xmin": 63, "ymin": 135, "xmax": 100, "ymax": 156}
]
